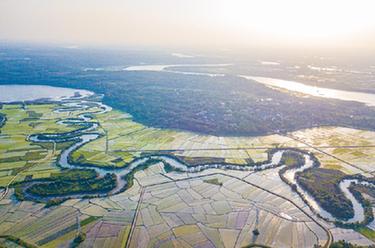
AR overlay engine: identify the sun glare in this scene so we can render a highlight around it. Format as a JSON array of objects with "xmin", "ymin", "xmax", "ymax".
[{"xmin": 218, "ymin": 0, "xmax": 375, "ymax": 43}]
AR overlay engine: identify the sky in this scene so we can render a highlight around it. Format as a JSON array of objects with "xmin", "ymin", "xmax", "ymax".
[{"xmin": 1, "ymin": 0, "xmax": 375, "ymax": 53}]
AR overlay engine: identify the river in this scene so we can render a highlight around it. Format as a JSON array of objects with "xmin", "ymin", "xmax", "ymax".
[
  {"xmin": 124, "ymin": 63, "xmax": 229, "ymax": 77},
  {"xmin": 1, "ymin": 83, "xmax": 374, "ymax": 224},
  {"xmin": 241, "ymin": 76, "xmax": 375, "ymax": 107},
  {"xmin": 28, "ymin": 98, "xmax": 371, "ymax": 224},
  {"xmin": 123, "ymin": 63, "xmax": 375, "ymax": 106}
]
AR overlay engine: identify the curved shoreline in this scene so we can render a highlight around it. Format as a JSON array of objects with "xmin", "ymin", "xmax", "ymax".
[{"xmin": 0, "ymin": 84, "xmax": 94, "ymax": 103}]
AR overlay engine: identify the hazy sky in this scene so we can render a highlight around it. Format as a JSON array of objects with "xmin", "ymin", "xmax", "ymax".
[{"xmin": 1, "ymin": 0, "xmax": 375, "ymax": 52}]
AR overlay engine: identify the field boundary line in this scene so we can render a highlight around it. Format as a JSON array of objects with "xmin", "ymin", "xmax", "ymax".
[
  {"xmin": 125, "ymin": 186, "xmax": 145, "ymax": 248},
  {"xmin": 139, "ymin": 172, "xmax": 333, "ymax": 248}
]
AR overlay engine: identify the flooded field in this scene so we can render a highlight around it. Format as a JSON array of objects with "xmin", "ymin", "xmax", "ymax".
[{"xmin": 1, "ymin": 84, "xmax": 375, "ymax": 247}]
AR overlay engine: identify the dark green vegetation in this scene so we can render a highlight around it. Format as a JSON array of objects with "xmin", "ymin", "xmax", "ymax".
[
  {"xmin": 20, "ymin": 110, "xmax": 42, "ymax": 122},
  {"xmin": 329, "ymin": 240, "xmax": 375, "ymax": 248},
  {"xmin": 14, "ymin": 169, "xmax": 115, "ymax": 201},
  {"xmin": 252, "ymin": 228, "xmax": 260, "ymax": 236},
  {"xmin": 278, "ymin": 150, "xmax": 308, "ymax": 187},
  {"xmin": 71, "ymin": 233, "xmax": 86, "ymax": 248},
  {"xmin": 34, "ymin": 140, "xmax": 76, "ymax": 151},
  {"xmin": 242, "ymin": 244, "xmax": 271, "ymax": 248},
  {"xmin": 13, "ymin": 158, "xmax": 177, "ymax": 203},
  {"xmin": 0, "ymin": 235, "xmax": 37, "ymax": 248},
  {"xmin": 352, "ymin": 184, "xmax": 375, "ymax": 199},
  {"xmin": 44, "ymin": 198, "xmax": 65, "ymax": 207},
  {"xmin": 122, "ymin": 158, "xmax": 172, "ymax": 189},
  {"xmin": 27, "ymin": 173, "xmax": 116, "ymax": 197},
  {"xmin": 49, "ymin": 169, "xmax": 97, "ymax": 181},
  {"xmin": 176, "ymin": 156, "xmax": 225, "ymax": 166},
  {"xmin": 163, "ymin": 162, "xmax": 178, "ymax": 173},
  {"xmin": 280, "ymin": 150, "xmax": 306, "ymax": 167},
  {"xmin": 0, "ymin": 113, "xmax": 5, "ymax": 129},
  {"xmin": 34, "ymin": 216, "xmax": 99, "ymax": 247},
  {"xmin": 32, "ymin": 121, "xmax": 96, "ymax": 143},
  {"xmin": 353, "ymin": 226, "xmax": 375, "ymax": 242},
  {"xmin": 58, "ymin": 74, "xmax": 375, "ymax": 136},
  {"xmin": 344, "ymin": 184, "xmax": 374, "ymax": 228},
  {"xmin": 0, "ymin": 151, "xmax": 46, "ymax": 163},
  {"xmin": 203, "ymin": 178, "xmax": 223, "ymax": 186},
  {"xmin": 350, "ymin": 184, "xmax": 375, "ymax": 231},
  {"xmin": 80, "ymin": 216, "xmax": 100, "ymax": 226},
  {"xmin": 2, "ymin": 46, "xmax": 375, "ymax": 136},
  {"xmin": 295, "ymin": 168, "xmax": 354, "ymax": 220}
]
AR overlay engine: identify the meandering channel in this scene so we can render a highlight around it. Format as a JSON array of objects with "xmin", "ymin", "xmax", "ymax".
[
  {"xmin": 1, "ymin": 84, "xmax": 374, "ymax": 224},
  {"xmin": 25, "ymin": 98, "xmax": 374, "ymax": 224}
]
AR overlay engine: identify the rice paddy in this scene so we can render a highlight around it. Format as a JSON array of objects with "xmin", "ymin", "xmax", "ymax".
[
  {"xmin": 2, "ymin": 100, "xmax": 375, "ymax": 247},
  {"xmin": 0, "ymin": 104, "xmax": 79, "ymax": 187},
  {"xmin": 0, "ymin": 162, "xmax": 330, "ymax": 247}
]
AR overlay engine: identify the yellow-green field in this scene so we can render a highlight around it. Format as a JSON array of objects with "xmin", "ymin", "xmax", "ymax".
[
  {"xmin": 292, "ymin": 127, "xmax": 375, "ymax": 174},
  {"xmin": 71, "ymin": 108, "xmax": 375, "ymax": 177},
  {"xmin": 2, "ymin": 102, "xmax": 375, "ymax": 188},
  {"xmin": 1, "ymin": 102, "xmax": 375, "ymax": 247},
  {"xmin": 0, "ymin": 104, "xmax": 84, "ymax": 186},
  {"xmin": 71, "ymin": 109, "xmax": 301, "ymax": 168}
]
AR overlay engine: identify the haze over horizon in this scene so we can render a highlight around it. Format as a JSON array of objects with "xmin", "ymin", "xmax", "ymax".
[
  {"xmin": 3, "ymin": 1, "xmax": 375, "ymax": 248},
  {"xmin": 1, "ymin": 0, "xmax": 375, "ymax": 55}
]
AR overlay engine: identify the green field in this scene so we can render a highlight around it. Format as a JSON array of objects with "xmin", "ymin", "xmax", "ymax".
[
  {"xmin": 0, "ymin": 104, "xmax": 87, "ymax": 187},
  {"xmin": 2, "ymin": 102, "xmax": 374, "ymax": 189},
  {"xmin": 1, "ymin": 101, "xmax": 375, "ymax": 248},
  {"xmin": 70, "ymin": 109, "xmax": 300, "ymax": 168}
]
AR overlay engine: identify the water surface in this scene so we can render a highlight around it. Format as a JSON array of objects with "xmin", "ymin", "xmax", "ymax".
[
  {"xmin": 242, "ymin": 76, "xmax": 375, "ymax": 106},
  {"xmin": 0, "ymin": 85, "xmax": 93, "ymax": 103}
]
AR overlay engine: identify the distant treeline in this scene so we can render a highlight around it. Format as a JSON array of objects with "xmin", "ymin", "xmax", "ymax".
[{"xmin": 2, "ymin": 47, "xmax": 375, "ymax": 136}]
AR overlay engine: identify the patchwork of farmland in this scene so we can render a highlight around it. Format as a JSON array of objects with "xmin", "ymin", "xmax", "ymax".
[
  {"xmin": 129, "ymin": 167, "xmax": 329, "ymax": 248},
  {"xmin": 0, "ymin": 104, "xmax": 78, "ymax": 187},
  {"xmin": 2, "ymin": 101, "xmax": 375, "ymax": 247},
  {"xmin": 291, "ymin": 127, "xmax": 375, "ymax": 174},
  {"xmin": 0, "ymin": 162, "xmax": 330, "ymax": 248},
  {"xmin": 70, "ymin": 109, "xmax": 299, "ymax": 168},
  {"xmin": 71, "ymin": 108, "xmax": 375, "ymax": 180}
]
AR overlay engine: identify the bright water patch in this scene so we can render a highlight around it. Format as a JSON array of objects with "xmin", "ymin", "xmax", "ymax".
[
  {"xmin": 241, "ymin": 76, "xmax": 375, "ymax": 106},
  {"xmin": 0, "ymin": 85, "xmax": 93, "ymax": 103}
]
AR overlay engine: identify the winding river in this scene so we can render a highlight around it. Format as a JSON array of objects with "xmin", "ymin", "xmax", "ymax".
[
  {"xmin": 282, "ymin": 154, "xmax": 368, "ymax": 223},
  {"xmin": 28, "ymin": 100, "xmax": 287, "ymax": 195},
  {"xmin": 1, "ymin": 84, "xmax": 375, "ymax": 224},
  {"xmin": 27, "ymin": 98, "xmax": 372, "ymax": 224},
  {"xmin": 122, "ymin": 63, "xmax": 375, "ymax": 106}
]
